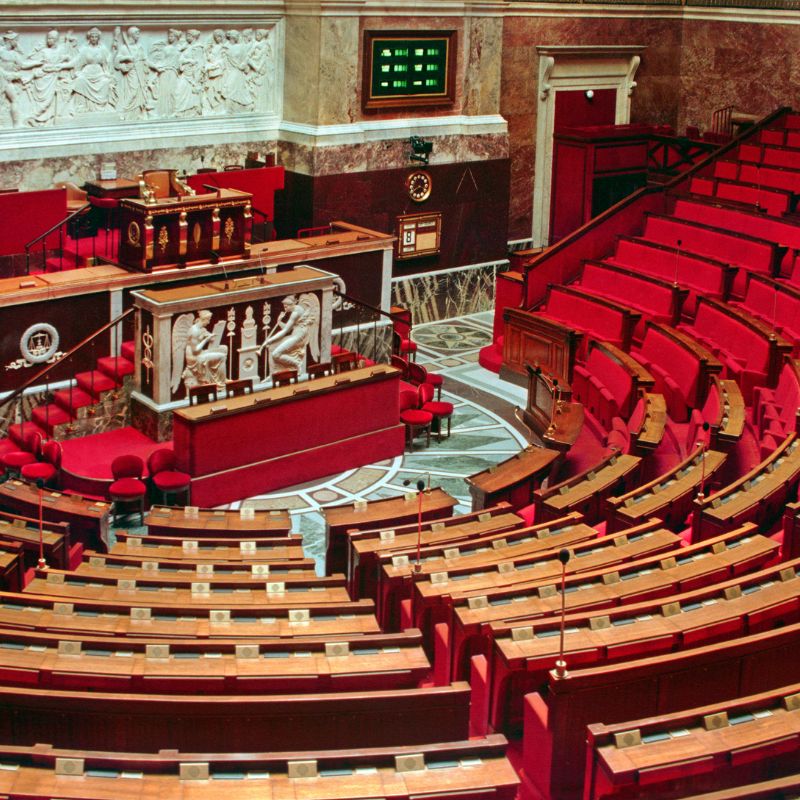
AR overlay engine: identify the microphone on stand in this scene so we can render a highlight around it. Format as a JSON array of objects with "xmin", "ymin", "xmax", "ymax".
[
  {"xmin": 696, "ymin": 421, "xmax": 711, "ymax": 501},
  {"xmin": 36, "ymin": 478, "xmax": 48, "ymax": 570},
  {"xmin": 403, "ymin": 475, "xmax": 431, "ymax": 572},
  {"xmin": 552, "ymin": 548, "xmax": 571, "ymax": 679}
]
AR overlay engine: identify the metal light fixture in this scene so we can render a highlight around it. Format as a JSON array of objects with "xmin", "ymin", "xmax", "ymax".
[{"xmin": 409, "ymin": 136, "xmax": 433, "ymax": 165}]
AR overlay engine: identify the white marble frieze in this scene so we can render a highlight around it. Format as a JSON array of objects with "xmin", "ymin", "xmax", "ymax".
[{"xmin": 0, "ymin": 22, "xmax": 282, "ymax": 154}]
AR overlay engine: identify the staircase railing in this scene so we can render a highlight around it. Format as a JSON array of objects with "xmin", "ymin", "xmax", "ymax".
[
  {"xmin": 332, "ymin": 289, "xmax": 404, "ymax": 366},
  {"xmin": 24, "ymin": 202, "xmax": 94, "ymax": 275},
  {"xmin": 0, "ymin": 307, "xmax": 135, "ymax": 445}
]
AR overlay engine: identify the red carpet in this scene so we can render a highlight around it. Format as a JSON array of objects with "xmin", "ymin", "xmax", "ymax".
[{"xmin": 61, "ymin": 427, "xmax": 169, "ymax": 497}]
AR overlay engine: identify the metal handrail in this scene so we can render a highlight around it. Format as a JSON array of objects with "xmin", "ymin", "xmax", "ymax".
[
  {"xmin": 23, "ymin": 202, "xmax": 91, "ymax": 253},
  {"xmin": 23, "ymin": 202, "xmax": 93, "ymax": 275},
  {"xmin": 333, "ymin": 288, "xmax": 406, "ymax": 324}
]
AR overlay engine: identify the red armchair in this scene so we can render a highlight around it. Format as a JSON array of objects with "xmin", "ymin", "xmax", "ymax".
[
  {"xmin": 2, "ymin": 431, "xmax": 42, "ymax": 477},
  {"xmin": 147, "ymin": 448, "xmax": 191, "ymax": 506},
  {"xmin": 399, "ymin": 389, "xmax": 433, "ymax": 450},
  {"xmin": 21, "ymin": 440, "xmax": 62, "ymax": 488},
  {"xmin": 419, "ymin": 383, "xmax": 453, "ymax": 441},
  {"xmin": 109, "ymin": 454, "xmax": 147, "ymax": 525}
]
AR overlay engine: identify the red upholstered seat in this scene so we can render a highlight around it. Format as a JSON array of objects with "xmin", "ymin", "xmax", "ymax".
[
  {"xmin": 21, "ymin": 462, "xmax": 56, "ymax": 482},
  {"xmin": 408, "ymin": 361, "xmax": 444, "ymax": 400},
  {"xmin": 392, "ymin": 307, "xmax": 417, "ymax": 361},
  {"xmin": 109, "ymin": 477, "xmax": 146, "ymax": 499},
  {"xmin": 153, "ymin": 471, "xmax": 189, "ymax": 490},
  {"xmin": 419, "ymin": 383, "xmax": 453, "ymax": 441},
  {"xmin": 393, "ymin": 331, "xmax": 417, "ymax": 360},
  {"xmin": 2, "ymin": 451, "xmax": 37, "ymax": 469},
  {"xmin": 399, "ymin": 389, "xmax": 432, "ymax": 450},
  {"xmin": 391, "ymin": 355, "xmax": 410, "ymax": 380},
  {"xmin": 109, "ymin": 454, "xmax": 147, "ymax": 525},
  {"xmin": 147, "ymin": 448, "xmax": 191, "ymax": 505},
  {"xmin": 2, "ymin": 431, "xmax": 42, "ymax": 476},
  {"xmin": 20, "ymin": 440, "xmax": 62, "ymax": 487},
  {"xmin": 402, "ymin": 409, "xmax": 431, "ymax": 425}
]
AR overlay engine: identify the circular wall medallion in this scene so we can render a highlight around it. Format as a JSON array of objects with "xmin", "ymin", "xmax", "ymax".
[
  {"xmin": 406, "ymin": 170, "xmax": 432, "ymax": 203},
  {"xmin": 20, "ymin": 323, "xmax": 60, "ymax": 364}
]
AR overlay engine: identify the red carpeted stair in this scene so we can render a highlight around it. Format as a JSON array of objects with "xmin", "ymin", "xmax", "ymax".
[
  {"xmin": 74, "ymin": 370, "xmax": 117, "ymax": 399},
  {"xmin": 53, "ymin": 387, "xmax": 95, "ymax": 416},
  {"xmin": 31, "ymin": 403, "xmax": 72, "ymax": 437},
  {"xmin": 21, "ymin": 342, "xmax": 136, "ymax": 438}
]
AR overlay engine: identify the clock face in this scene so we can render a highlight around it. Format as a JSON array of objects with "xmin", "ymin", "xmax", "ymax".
[{"xmin": 406, "ymin": 170, "xmax": 432, "ymax": 202}]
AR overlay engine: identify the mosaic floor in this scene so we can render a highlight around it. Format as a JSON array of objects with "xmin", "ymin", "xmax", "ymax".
[{"xmin": 115, "ymin": 313, "xmax": 530, "ymax": 574}]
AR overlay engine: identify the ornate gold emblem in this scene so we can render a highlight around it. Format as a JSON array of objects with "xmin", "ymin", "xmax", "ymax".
[
  {"xmin": 224, "ymin": 216, "xmax": 235, "ymax": 245},
  {"xmin": 157, "ymin": 226, "xmax": 169, "ymax": 253},
  {"xmin": 127, "ymin": 220, "xmax": 141, "ymax": 246},
  {"xmin": 192, "ymin": 222, "xmax": 202, "ymax": 249},
  {"xmin": 141, "ymin": 325, "xmax": 154, "ymax": 384}
]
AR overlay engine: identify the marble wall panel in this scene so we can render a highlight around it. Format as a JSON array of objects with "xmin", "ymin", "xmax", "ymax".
[
  {"xmin": 463, "ymin": 17, "xmax": 504, "ymax": 118},
  {"xmin": 318, "ymin": 17, "xmax": 360, "ymax": 126},
  {"xmin": 131, "ymin": 396, "xmax": 173, "ymax": 443},
  {"xmin": 678, "ymin": 20, "xmax": 800, "ymax": 133},
  {"xmin": 333, "ymin": 323, "xmax": 392, "ymax": 366},
  {"xmin": 283, "ymin": 15, "xmax": 321, "ymax": 124},
  {"xmin": 279, "ymin": 133, "xmax": 507, "ymax": 178},
  {"xmin": 392, "ymin": 262, "xmax": 499, "ymax": 324},
  {"xmin": 0, "ymin": 140, "xmax": 277, "ymax": 192}
]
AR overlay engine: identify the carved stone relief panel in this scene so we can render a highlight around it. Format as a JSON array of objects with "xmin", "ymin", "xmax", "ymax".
[{"xmin": 0, "ymin": 23, "xmax": 279, "ymax": 130}]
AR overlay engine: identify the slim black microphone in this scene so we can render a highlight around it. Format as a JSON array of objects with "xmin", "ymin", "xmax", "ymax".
[{"xmin": 554, "ymin": 547, "xmax": 571, "ymax": 678}]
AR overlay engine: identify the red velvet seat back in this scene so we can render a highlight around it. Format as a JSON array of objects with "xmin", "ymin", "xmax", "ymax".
[
  {"xmin": 111, "ymin": 454, "xmax": 144, "ymax": 480},
  {"xmin": 147, "ymin": 448, "xmax": 176, "ymax": 476},
  {"xmin": 42, "ymin": 441, "xmax": 62, "ymax": 469}
]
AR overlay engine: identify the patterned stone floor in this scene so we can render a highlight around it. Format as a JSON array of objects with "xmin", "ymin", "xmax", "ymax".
[{"xmin": 115, "ymin": 312, "xmax": 530, "ymax": 574}]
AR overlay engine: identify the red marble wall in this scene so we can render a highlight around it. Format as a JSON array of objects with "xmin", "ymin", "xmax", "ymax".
[
  {"xmin": 678, "ymin": 19, "xmax": 800, "ymax": 134},
  {"xmin": 502, "ymin": 15, "xmax": 683, "ymax": 240}
]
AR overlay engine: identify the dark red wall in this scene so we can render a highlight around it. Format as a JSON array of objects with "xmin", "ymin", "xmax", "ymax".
[
  {"xmin": 278, "ymin": 159, "xmax": 511, "ymax": 274},
  {"xmin": 554, "ymin": 89, "xmax": 617, "ymax": 130}
]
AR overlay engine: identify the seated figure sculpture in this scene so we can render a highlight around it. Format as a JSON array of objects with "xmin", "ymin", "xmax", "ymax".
[
  {"xmin": 263, "ymin": 293, "xmax": 320, "ymax": 376},
  {"xmin": 171, "ymin": 309, "xmax": 228, "ymax": 397}
]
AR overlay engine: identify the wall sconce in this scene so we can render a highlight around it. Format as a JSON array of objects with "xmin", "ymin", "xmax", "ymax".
[
  {"xmin": 409, "ymin": 136, "xmax": 433, "ymax": 165},
  {"xmin": 584, "ymin": 89, "xmax": 595, "ymax": 101}
]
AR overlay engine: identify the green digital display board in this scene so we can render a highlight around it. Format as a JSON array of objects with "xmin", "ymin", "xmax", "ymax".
[{"xmin": 363, "ymin": 31, "xmax": 456, "ymax": 110}]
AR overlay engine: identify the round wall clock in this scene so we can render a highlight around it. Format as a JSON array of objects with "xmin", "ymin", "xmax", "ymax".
[{"xmin": 406, "ymin": 170, "xmax": 432, "ymax": 202}]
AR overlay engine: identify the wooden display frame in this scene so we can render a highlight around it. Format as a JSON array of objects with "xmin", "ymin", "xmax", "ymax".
[
  {"xmin": 396, "ymin": 212, "xmax": 442, "ymax": 260},
  {"xmin": 363, "ymin": 30, "xmax": 457, "ymax": 110}
]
